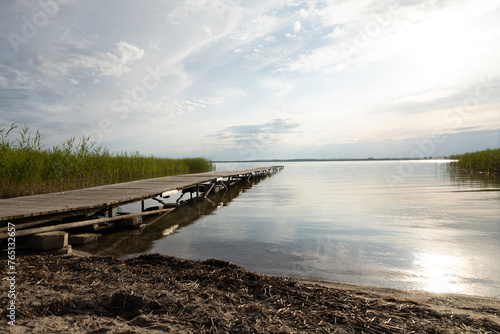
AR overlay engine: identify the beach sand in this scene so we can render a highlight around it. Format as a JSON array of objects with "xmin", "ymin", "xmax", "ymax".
[{"xmin": 2, "ymin": 252, "xmax": 499, "ymax": 333}]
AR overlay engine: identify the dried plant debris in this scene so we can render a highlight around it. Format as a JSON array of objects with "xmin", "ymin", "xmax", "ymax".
[{"xmin": 2, "ymin": 254, "xmax": 500, "ymax": 333}]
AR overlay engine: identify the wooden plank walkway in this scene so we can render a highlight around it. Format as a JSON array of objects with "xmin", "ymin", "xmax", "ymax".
[{"xmin": 0, "ymin": 166, "xmax": 283, "ymax": 222}]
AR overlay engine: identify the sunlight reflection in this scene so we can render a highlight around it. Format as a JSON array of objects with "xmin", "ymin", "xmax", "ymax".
[
  {"xmin": 411, "ymin": 252, "xmax": 467, "ymax": 294},
  {"xmin": 162, "ymin": 224, "xmax": 179, "ymax": 236}
]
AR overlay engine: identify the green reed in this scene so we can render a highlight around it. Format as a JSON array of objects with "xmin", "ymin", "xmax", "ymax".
[
  {"xmin": 448, "ymin": 148, "xmax": 500, "ymax": 175},
  {"xmin": 0, "ymin": 124, "xmax": 214, "ymax": 198}
]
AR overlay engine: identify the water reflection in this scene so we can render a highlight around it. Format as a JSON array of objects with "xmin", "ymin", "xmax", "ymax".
[
  {"xmin": 78, "ymin": 161, "xmax": 500, "ymax": 297},
  {"xmin": 445, "ymin": 163, "xmax": 500, "ymax": 189},
  {"xmin": 76, "ymin": 177, "xmax": 269, "ymax": 257},
  {"xmin": 162, "ymin": 224, "xmax": 179, "ymax": 236},
  {"xmin": 409, "ymin": 251, "xmax": 467, "ymax": 294}
]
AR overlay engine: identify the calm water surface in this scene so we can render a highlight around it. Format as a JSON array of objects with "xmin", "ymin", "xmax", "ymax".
[{"xmin": 83, "ymin": 161, "xmax": 500, "ymax": 297}]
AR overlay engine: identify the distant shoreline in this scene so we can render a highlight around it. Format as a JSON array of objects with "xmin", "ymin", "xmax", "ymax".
[{"xmin": 215, "ymin": 158, "xmax": 452, "ymax": 163}]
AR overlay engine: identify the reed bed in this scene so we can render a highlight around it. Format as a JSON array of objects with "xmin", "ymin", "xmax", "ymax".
[
  {"xmin": 448, "ymin": 148, "xmax": 500, "ymax": 175},
  {"xmin": 0, "ymin": 124, "xmax": 213, "ymax": 198}
]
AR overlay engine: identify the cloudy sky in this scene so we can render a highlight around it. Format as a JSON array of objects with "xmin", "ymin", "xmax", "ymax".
[{"xmin": 1, "ymin": 0, "xmax": 499, "ymax": 160}]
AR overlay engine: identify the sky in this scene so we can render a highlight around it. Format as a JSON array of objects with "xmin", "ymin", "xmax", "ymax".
[{"xmin": 1, "ymin": 0, "xmax": 499, "ymax": 160}]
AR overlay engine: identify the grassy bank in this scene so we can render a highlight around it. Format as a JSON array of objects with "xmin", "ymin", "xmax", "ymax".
[
  {"xmin": 0, "ymin": 124, "xmax": 213, "ymax": 198},
  {"xmin": 448, "ymin": 148, "xmax": 500, "ymax": 175}
]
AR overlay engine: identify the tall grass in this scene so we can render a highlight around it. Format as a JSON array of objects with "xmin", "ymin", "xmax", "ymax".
[
  {"xmin": 448, "ymin": 148, "xmax": 500, "ymax": 175},
  {"xmin": 0, "ymin": 124, "xmax": 214, "ymax": 198}
]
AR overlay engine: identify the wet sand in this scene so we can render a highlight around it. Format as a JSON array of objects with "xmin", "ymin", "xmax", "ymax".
[{"xmin": 2, "ymin": 252, "xmax": 499, "ymax": 333}]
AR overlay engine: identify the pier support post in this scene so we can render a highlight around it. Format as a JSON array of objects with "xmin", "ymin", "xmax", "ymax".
[{"xmin": 203, "ymin": 181, "xmax": 217, "ymax": 199}]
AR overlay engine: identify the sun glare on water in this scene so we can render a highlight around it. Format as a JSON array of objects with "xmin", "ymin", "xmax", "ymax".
[{"xmin": 411, "ymin": 252, "xmax": 468, "ymax": 294}]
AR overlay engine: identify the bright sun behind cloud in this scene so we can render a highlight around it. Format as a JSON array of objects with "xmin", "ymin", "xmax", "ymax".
[
  {"xmin": 407, "ymin": 15, "xmax": 477, "ymax": 83},
  {"xmin": 379, "ymin": 3, "xmax": 493, "ymax": 92}
]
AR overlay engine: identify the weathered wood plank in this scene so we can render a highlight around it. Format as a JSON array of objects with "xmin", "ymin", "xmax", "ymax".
[{"xmin": 0, "ymin": 166, "xmax": 283, "ymax": 221}]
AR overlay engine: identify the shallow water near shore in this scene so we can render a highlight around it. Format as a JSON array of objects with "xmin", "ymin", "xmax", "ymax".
[{"xmin": 83, "ymin": 160, "xmax": 500, "ymax": 297}]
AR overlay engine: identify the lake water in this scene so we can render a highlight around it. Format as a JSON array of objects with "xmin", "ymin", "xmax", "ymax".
[{"xmin": 81, "ymin": 160, "xmax": 500, "ymax": 297}]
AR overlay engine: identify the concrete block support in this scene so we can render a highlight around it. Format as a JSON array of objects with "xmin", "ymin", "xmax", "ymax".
[
  {"xmin": 27, "ymin": 231, "xmax": 68, "ymax": 251},
  {"xmin": 119, "ymin": 216, "xmax": 143, "ymax": 227},
  {"xmin": 69, "ymin": 233, "xmax": 100, "ymax": 245}
]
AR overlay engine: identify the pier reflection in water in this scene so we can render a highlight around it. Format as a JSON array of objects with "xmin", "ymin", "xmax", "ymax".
[
  {"xmin": 76, "ymin": 176, "xmax": 268, "ymax": 257},
  {"xmin": 78, "ymin": 161, "xmax": 500, "ymax": 297},
  {"xmin": 149, "ymin": 161, "xmax": 500, "ymax": 297}
]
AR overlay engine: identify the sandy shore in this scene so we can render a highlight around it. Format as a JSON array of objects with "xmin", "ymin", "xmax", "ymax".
[{"xmin": 1, "ymin": 252, "xmax": 499, "ymax": 333}]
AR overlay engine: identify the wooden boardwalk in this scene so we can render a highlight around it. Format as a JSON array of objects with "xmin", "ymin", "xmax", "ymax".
[{"xmin": 0, "ymin": 166, "xmax": 283, "ymax": 223}]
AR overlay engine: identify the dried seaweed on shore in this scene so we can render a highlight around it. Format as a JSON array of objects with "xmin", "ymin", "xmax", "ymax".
[{"xmin": 2, "ymin": 254, "xmax": 499, "ymax": 333}]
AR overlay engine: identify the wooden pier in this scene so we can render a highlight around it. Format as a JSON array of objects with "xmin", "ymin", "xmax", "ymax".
[{"xmin": 0, "ymin": 166, "xmax": 283, "ymax": 238}]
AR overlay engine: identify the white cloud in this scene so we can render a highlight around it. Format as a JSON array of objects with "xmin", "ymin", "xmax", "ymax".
[
  {"xmin": 1, "ymin": 0, "xmax": 499, "ymax": 159},
  {"xmin": 293, "ymin": 21, "xmax": 301, "ymax": 32},
  {"xmin": 281, "ymin": 43, "xmax": 346, "ymax": 72},
  {"xmin": 148, "ymin": 41, "xmax": 159, "ymax": 51},
  {"xmin": 97, "ymin": 41, "xmax": 145, "ymax": 77},
  {"xmin": 115, "ymin": 41, "xmax": 144, "ymax": 64},
  {"xmin": 260, "ymin": 78, "xmax": 295, "ymax": 100},
  {"xmin": 230, "ymin": 14, "xmax": 277, "ymax": 41},
  {"xmin": 281, "ymin": 0, "xmax": 500, "ymax": 76},
  {"xmin": 0, "ymin": 66, "xmax": 32, "ymax": 89},
  {"xmin": 133, "ymin": 97, "xmax": 213, "ymax": 120},
  {"xmin": 285, "ymin": 20, "xmax": 312, "ymax": 41},
  {"xmin": 283, "ymin": 0, "xmax": 301, "ymax": 7},
  {"xmin": 129, "ymin": 87, "xmax": 245, "ymax": 122},
  {"xmin": 391, "ymin": 89, "xmax": 458, "ymax": 105},
  {"xmin": 208, "ymin": 118, "xmax": 301, "ymax": 151},
  {"xmin": 202, "ymin": 26, "xmax": 213, "ymax": 37},
  {"xmin": 326, "ymin": 26, "xmax": 347, "ymax": 39},
  {"xmin": 213, "ymin": 87, "xmax": 247, "ymax": 101},
  {"xmin": 34, "ymin": 41, "xmax": 145, "ymax": 80}
]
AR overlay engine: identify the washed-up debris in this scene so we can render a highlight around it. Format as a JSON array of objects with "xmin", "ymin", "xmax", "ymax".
[{"xmin": 2, "ymin": 254, "xmax": 499, "ymax": 333}]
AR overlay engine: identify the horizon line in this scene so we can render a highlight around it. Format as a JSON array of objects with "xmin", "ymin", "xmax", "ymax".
[{"xmin": 214, "ymin": 157, "xmax": 452, "ymax": 163}]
